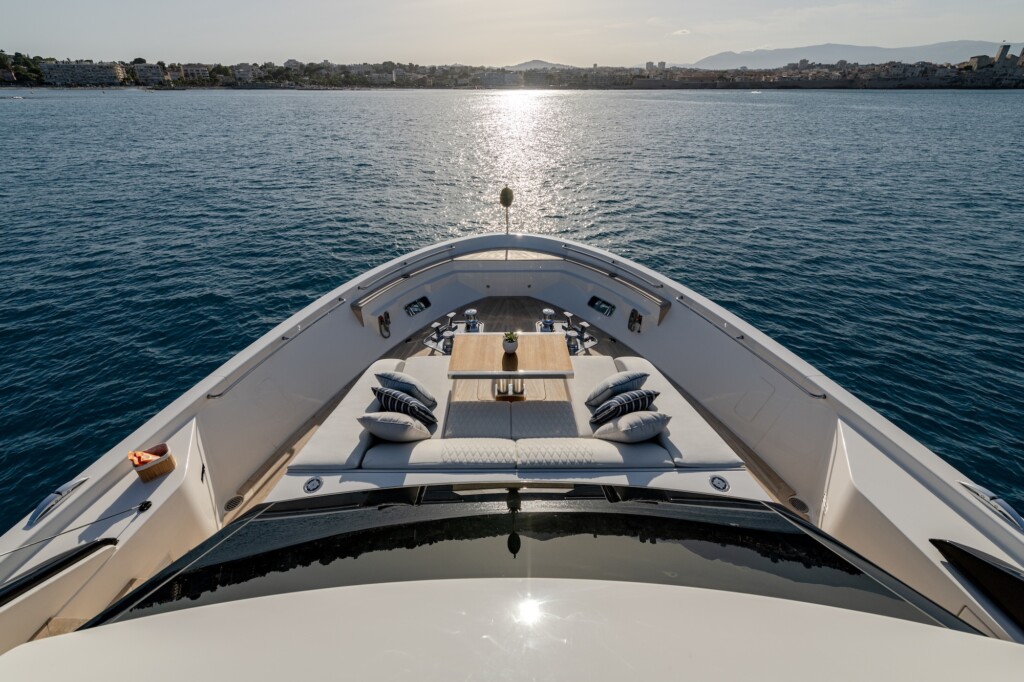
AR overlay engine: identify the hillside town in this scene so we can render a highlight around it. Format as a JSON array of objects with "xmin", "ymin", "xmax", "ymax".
[{"xmin": 2, "ymin": 44, "xmax": 1023, "ymax": 90}]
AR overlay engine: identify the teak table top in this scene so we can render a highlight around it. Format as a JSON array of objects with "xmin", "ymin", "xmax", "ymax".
[{"xmin": 447, "ymin": 333, "xmax": 574, "ymax": 378}]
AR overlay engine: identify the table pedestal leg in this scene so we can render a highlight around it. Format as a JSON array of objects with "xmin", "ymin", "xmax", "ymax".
[{"xmin": 494, "ymin": 377, "xmax": 526, "ymax": 399}]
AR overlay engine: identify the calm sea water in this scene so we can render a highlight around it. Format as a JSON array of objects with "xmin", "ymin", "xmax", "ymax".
[{"xmin": 1, "ymin": 88, "xmax": 1022, "ymax": 531}]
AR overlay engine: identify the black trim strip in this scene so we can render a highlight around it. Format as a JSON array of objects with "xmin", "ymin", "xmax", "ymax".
[
  {"xmin": 0, "ymin": 538, "xmax": 118, "ymax": 609},
  {"xmin": 932, "ymin": 539, "xmax": 1024, "ymax": 631},
  {"xmin": 770, "ymin": 504, "xmax": 979, "ymax": 634}
]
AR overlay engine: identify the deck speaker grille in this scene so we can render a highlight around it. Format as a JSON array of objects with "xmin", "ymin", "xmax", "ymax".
[{"xmin": 788, "ymin": 496, "xmax": 810, "ymax": 514}]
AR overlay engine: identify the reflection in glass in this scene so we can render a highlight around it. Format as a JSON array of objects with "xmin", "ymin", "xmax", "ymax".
[{"xmin": 116, "ymin": 504, "xmax": 930, "ymax": 628}]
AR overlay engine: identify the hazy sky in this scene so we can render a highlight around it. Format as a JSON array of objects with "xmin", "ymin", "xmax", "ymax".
[{"xmin": 2, "ymin": 0, "xmax": 1021, "ymax": 66}]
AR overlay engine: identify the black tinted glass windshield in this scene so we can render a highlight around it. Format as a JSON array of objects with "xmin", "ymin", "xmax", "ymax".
[{"xmin": 90, "ymin": 485, "xmax": 971, "ymax": 632}]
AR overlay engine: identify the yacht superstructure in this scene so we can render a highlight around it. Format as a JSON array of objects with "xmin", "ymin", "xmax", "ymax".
[{"xmin": 1, "ymin": 232, "xmax": 1022, "ymax": 675}]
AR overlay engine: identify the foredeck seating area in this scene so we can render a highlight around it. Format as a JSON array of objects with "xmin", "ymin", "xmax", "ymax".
[{"xmin": 288, "ymin": 354, "xmax": 744, "ymax": 473}]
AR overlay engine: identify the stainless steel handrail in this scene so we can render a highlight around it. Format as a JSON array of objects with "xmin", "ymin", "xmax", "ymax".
[
  {"xmin": 357, "ymin": 244, "xmax": 457, "ymax": 291},
  {"xmin": 559, "ymin": 256, "xmax": 670, "ymax": 318},
  {"xmin": 26, "ymin": 478, "xmax": 90, "ymax": 528},
  {"xmin": 561, "ymin": 244, "xmax": 665, "ymax": 289},
  {"xmin": 962, "ymin": 481, "xmax": 1024, "ymax": 533},
  {"xmin": 213, "ymin": 240, "xmax": 669, "ymax": 399},
  {"xmin": 676, "ymin": 295, "xmax": 827, "ymax": 400}
]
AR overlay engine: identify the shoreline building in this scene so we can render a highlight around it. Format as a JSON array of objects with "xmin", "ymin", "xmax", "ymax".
[
  {"xmin": 480, "ymin": 71, "xmax": 521, "ymax": 87},
  {"xmin": 182, "ymin": 64, "xmax": 210, "ymax": 80},
  {"xmin": 40, "ymin": 61, "xmax": 126, "ymax": 86},
  {"xmin": 231, "ymin": 63, "xmax": 262, "ymax": 82},
  {"xmin": 132, "ymin": 62, "xmax": 167, "ymax": 86}
]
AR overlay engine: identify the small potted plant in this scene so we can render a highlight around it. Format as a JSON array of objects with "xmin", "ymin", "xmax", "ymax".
[{"xmin": 502, "ymin": 330, "xmax": 519, "ymax": 354}]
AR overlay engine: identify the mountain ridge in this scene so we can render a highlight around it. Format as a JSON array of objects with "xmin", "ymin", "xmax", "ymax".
[
  {"xmin": 505, "ymin": 59, "xmax": 578, "ymax": 71},
  {"xmin": 691, "ymin": 40, "xmax": 1022, "ymax": 70}
]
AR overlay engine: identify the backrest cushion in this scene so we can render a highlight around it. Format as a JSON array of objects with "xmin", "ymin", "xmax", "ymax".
[
  {"xmin": 585, "ymin": 371, "xmax": 649, "ymax": 407},
  {"xmin": 376, "ymin": 370, "xmax": 438, "ymax": 409},
  {"xmin": 372, "ymin": 386, "xmax": 437, "ymax": 425},
  {"xmin": 593, "ymin": 411, "xmax": 671, "ymax": 443},
  {"xmin": 590, "ymin": 389, "xmax": 660, "ymax": 425},
  {"xmin": 358, "ymin": 412, "xmax": 431, "ymax": 442}
]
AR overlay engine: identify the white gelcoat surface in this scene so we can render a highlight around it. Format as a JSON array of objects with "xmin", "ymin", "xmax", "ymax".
[{"xmin": 2, "ymin": 579, "xmax": 1022, "ymax": 680}]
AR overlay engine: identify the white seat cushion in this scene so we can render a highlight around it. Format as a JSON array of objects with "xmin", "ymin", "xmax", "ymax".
[
  {"xmin": 288, "ymin": 358, "xmax": 404, "ymax": 473},
  {"xmin": 510, "ymin": 401, "xmax": 578, "ymax": 439},
  {"xmin": 362, "ymin": 438, "xmax": 517, "ymax": 469},
  {"xmin": 566, "ymin": 356, "xmax": 619, "ymax": 436},
  {"xmin": 614, "ymin": 357, "xmax": 744, "ymax": 469},
  {"xmin": 400, "ymin": 356, "xmax": 455, "ymax": 438},
  {"xmin": 443, "ymin": 401, "xmax": 512, "ymax": 439},
  {"xmin": 515, "ymin": 438, "xmax": 673, "ymax": 468}
]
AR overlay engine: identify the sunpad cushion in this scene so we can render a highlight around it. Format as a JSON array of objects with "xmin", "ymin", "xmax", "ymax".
[
  {"xmin": 613, "ymin": 357, "xmax": 745, "ymax": 469},
  {"xmin": 372, "ymin": 386, "xmax": 437, "ymax": 425},
  {"xmin": 515, "ymin": 438, "xmax": 673, "ymax": 468},
  {"xmin": 362, "ymin": 438, "xmax": 517, "ymax": 469}
]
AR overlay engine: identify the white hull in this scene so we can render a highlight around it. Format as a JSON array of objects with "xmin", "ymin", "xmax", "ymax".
[{"xmin": 1, "ymin": 232, "xmax": 1022, "ymax": 652}]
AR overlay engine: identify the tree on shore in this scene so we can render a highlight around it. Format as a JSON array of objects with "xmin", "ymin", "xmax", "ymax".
[
  {"xmin": 3, "ymin": 51, "xmax": 45, "ymax": 84},
  {"xmin": 131, "ymin": 57, "xmax": 146, "ymax": 64}
]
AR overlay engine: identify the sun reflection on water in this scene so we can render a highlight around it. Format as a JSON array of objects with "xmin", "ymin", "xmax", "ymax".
[{"xmin": 467, "ymin": 91, "xmax": 585, "ymax": 236}]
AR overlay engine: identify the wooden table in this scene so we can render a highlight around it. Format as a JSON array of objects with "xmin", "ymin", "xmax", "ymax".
[{"xmin": 448, "ymin": 333, "xmax": 574, "ymax": 398}]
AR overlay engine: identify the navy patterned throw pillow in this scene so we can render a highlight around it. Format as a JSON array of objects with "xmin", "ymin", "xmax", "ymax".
[
  {"xmin": 372, "ymin": 386, "xmax": 437, "ymax": 425},
  {"xmin": 589, "ymin": 389, "xmax": 660, "ymax": 426}
]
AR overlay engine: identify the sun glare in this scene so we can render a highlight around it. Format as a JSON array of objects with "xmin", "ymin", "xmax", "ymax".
[{"xmin": 514, "ymin": 598, "xmax": 544, "ymax": 626}]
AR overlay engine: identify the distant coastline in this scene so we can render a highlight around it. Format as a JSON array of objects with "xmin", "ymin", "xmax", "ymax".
[
  {"xmin": 3, "ymin": 46, "xmax": 1023, "ymax": 90},
  {"xmin": 7, "ymin": 82, "xmax": 1024, "ymax": 92}
]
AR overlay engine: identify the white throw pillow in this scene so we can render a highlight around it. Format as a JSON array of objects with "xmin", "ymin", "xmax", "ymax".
[
  {"xmin": 358, "ymin": 412, "xmax": 431, "ymax": 442},
  {"xmin": 585, "ymin": 370, "xmax": 649, "ymax": 407},
  {"xmin": 376, "ymin": 370, "xmax": 438, "ymax": 409},
  {"xmin": 593, "ymin": 411, "xmax": 671, "ymax": 443}
]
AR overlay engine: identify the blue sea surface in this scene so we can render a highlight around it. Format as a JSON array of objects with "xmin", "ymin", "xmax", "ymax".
[{"xmin": 1, "ymin": 88, "xmax": 1022, "ymax": 531}]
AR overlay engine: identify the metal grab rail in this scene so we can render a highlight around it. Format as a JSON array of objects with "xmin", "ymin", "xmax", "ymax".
[
  {"xmin": 211, "ymin": 238, "xmax": 678, "ymax": 398},
  {"xmin": 676, "ymin": 295, "xmax": 827, "ymax": 400},
  {"xmin": 27, "ymin": 478, "xmax": 89, "ymax": 528},
  {"xmin": 962, "ymin": 482, "xmax": 1024, "ymax": 533},
  {"xmin": 357, "ymin": 244, "xmax": 457, "ymax": 291},
  {"xmin": 560, "ymin": 244, "xmax": 665, "ymax": 289}
]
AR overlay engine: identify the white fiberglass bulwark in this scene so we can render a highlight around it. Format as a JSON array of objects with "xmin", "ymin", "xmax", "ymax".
[{"xmin": 1, "ymin": 232, "xmax": 1023, "ymax": 651}]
